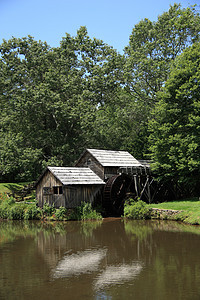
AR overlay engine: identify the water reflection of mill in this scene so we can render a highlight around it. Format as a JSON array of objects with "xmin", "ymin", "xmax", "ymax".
[{"xmin": 37, "ymin": 220, "xmax": 146, "ymax": 290}]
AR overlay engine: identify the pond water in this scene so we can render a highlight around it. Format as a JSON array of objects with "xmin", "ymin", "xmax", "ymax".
[{"xmin": 0, "ymin": 218, "xmax": 200, "ymax": 300}]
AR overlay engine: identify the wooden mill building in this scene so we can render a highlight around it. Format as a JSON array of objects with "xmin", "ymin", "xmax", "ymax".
[
  {"xmin": 35, "ymin": 149, "xmax": 152, "ymax": 215},
  {"xmin": 75, "ymin": 149, "xmax": 143, "ymax": 180},
  {"xmin": 36, "ymin": 167, "xmax": 105, "ymax": 208}
]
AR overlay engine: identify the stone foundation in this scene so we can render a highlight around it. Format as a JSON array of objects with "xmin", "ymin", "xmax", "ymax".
[{"xmin": 151, "ymin": 208, "xmax": 183, "ymax": 220}]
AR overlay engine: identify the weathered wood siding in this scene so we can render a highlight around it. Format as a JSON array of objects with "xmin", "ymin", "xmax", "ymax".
[
  {"xmin": 75, "ymin": 152, "xmax": 104, "ymax": 180},
  {"xmin": 36, "ymin": 170, "xmax": 64, "ymax": 208},
  {"xmin": 104, "ymin": 167, "xmax": 118, "ymax": 180},
  {"xmin": 36, "ymin": 169, "xmax": 103, "ymax": 208},
  {"xmin": 76, "ymin": 154, "xmax": 119, "ymax": 181},
  {"xmin": 64, "ymin": 185, "xmax": 103, "ymax": 208}
]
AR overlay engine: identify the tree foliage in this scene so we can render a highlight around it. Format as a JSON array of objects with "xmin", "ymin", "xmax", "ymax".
[
  {"xmin": 121, "ymin": 4, "xmax": 200, "ymax": 159},
  {"xmin": 149, "ymin": 42, "xmax": 200, "ymax": 196},
  {"xmin": 124, "ymin": 3, "xmax": 200, "ymax": 104},
  {"xmin": 0, "ymin": 36, "xmax": 84, "ymax": 180},
  {"xmin": 0, "ymin": 29, "xmax": 124, "ymax": 181},
  {"xmin": 0, "ymin": 3, "xmax": 199, "ymax": 190}
]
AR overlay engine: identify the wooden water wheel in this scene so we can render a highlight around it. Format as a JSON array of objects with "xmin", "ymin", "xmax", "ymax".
[{"xmin": 103, "ymin": 174, "xmax": 131, "ymax": 216}]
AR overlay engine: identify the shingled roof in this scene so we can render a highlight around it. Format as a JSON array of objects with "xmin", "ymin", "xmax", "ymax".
[
  {"xmin": 48, "ymin": 167, "xmax": 105, "ymax": 185},
  {"xmin": 81, "ymin": 149, "xmax": 142, "ymax": 167}
]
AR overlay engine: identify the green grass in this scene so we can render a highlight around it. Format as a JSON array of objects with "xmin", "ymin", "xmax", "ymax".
[
  {"xmin": 148, "ymin": 198, "xmax": 200, "ymax": 225},
  {"xmin": 0, "ymin": 182, "xmax": 36, "ymax": 203},
  {"xmin": 148, "ymin": 198, "xmax": 199, "ymax": 211},
  {"xmin": 0, "ymin": 182, "xmax": 28, "ymax": 194}
]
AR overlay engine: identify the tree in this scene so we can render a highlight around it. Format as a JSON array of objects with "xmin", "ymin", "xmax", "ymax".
[
  {"xmin": 148, "ymin": 42, "xmax": 200, "ymax": 197},
  {"xmin": 0, "ymin": 36, "xmax": 85, "ymax": 181},
  {"xmin": 60, "ymin": 26, "xmax": 125, "ymax": 151},
  {"xmin": 84, "ymin": 89, "xmax": 149, "ymax": 158},
  {"xmin": 72, "ymin": 26, "xmax": 124, "ymax": 107},
  {"xmin": 122, "ymin": 3, "xmax": 200, "ymax": 159},
  {"xmin": 0, "ymin": 30, "xmax": 124, "ymax": 181},
  {"xmin": 1, "ymin": 4, "xmax": 200, "ymax": 182},
  {"xmin": 124, "ymin": 3, "xmax": 200, "ymax": 104}
]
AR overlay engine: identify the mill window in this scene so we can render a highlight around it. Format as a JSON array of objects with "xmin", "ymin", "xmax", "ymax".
[
  {"xmin": 53, "ymin": 186, "xmax": 63, "ymax": 194},
  {"xmin": 43, "ymin": 187, "xmax": 52, "ymax": 195}
]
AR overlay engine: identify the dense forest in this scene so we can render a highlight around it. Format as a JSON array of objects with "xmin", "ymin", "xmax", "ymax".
[{"xmin": 0, "ymin": 4, "xmax": 200, "ymax": 197}]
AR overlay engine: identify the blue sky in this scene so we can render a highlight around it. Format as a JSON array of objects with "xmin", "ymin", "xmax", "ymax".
[{"xmin": 0, "ymin": 0, "xmax": 199, "ymax": 53}]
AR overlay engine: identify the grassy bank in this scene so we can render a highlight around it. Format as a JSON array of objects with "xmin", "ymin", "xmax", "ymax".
[
  {"xmin": 0, "ymin": 191, "xmax": 102, "ymax": 221},
  {"xmin": 148, "ymin": 198, "xmax": 200, "ymax": 225},
  {"xmin": 0, "ymin": 182, "xmax": 102, "ymax": 221},
  {"xmin": 123, "ymin": 198, "xmax": 200, "ymax": 225},
  {"xmin": 0, "ymin": 182, "xmax": 27, "ymax": 194},
  {"xmin": 1, "ymin": 183, "xmax": 200, "ymax": 225}
]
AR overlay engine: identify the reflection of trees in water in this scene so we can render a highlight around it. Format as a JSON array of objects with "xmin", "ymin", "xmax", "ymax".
[
  {"xmin": 1, "ymin": 219, "xmax": 199, "ymax": 248},
  {"xmin": 0, "ymin": 222, "xmax": 47, "ymax": 300},
  {"xmin": 0, "ymin": 220, "xmax": 43, "ymax": 245},
  {"xmin": 0, "ymin": 220, "xmax": 70, "ymax": 246},
  {"xmin": 124, "ymin": 220, "xmax": 153, "ymax": 241},
  {"xmin": 1, "ymin": 219, "xmax": 200, "ymax": 299},
  {"xmin": 36, "ymin": 219, "xmax": 144, "ymax": 273},
  {"xmin": 37, "ymin": 220, "xmax": 103, "ymax": 268},
  {"xmin": 140, "ymin": 229, "xmax": 200, "ymax": 300},
  {"xmin": 81, "ymin": 220, "xmax": 103, "ymax": 237},
  {"xmin": 0, "ymin": 220, "xmax": 104, "ymax": 299}
]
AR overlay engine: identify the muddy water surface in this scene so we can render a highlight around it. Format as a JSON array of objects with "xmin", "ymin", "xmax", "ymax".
[{"xmin": 0, "ymin": 219, "xmax": 200, "ymax": 300}]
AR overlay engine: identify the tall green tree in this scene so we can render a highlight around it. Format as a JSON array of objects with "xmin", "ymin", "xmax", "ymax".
[
  {"xmin": 125, "ymin": 3, "xmax": 200, "ymax": 104},
  {"xmin": 0, "ymin": 29, "xmax": 124, "ymax": 181},
  {"xmin": 0, "ymin": 36, "xmax": 85, "ymax": 181},
  {"xmin": 1, "ymin": 4, "xmax": 200, "ymax": 182},
  {"xmin": 60, "ymin": 26, "xmax": 125, "ymax": 151},
  {"xmin": 122, "ymin": 3, "xmax": 200, "ymax": 159},
  {"xmin": 149, "ymin": 42, "xmax": 200, "ymax": 197},
  {"xmin": 84, "ymin": 90, "xmax": 149, "ymax": 158}
]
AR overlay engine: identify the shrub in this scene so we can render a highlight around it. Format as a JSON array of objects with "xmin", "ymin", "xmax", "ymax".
[
  {"xmin": 0, "ymin": 193, "xmax": 42, "ymax": 220},
  {"xmin": 55, "ymin": 207, "xmax": 68, "ymax": 221},
  {"xmin": 124, "ymin": 199, "xmax": 151, "ymax": 220},
  {"xmin": 81, "ymin": 202, "xmax": 102, "ymax": 221},
  {"xmin": 0, "ymin": 195, "xmax": 15, "ymax": 206},
  {"xmin": 42, "ymin": 202, "xmax": 55, "ymax": 217},
  {"xmin": 68, "ymin": 202, "xmax": 102, "ymax": 221},
  {"xmin": 0, "ymin": 195, "xmax": 16, "ymax": 219},
  {"xmin": 0, "ymin": 196, "xmax": 102, "ymax": 221},
  {"xmin": 24, "ymin": 203, "xmax": 41, "ymax": 220},
  {"xmin": 8, "ymin": 204, "xmax": 25, "ymax": 220},
  {"xmin": 0, "ymin": 204, "xmax": 9, "ymax": 219}
]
